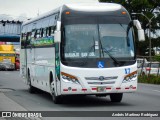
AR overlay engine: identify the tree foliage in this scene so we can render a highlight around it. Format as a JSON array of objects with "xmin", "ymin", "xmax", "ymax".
[
  {"xmin": 99, "ymin": 0, "xmax": 160, "ymax": 56},
  {"xmin": 153, "ymin": 55, "xmax": 160, "ymax": 61}
]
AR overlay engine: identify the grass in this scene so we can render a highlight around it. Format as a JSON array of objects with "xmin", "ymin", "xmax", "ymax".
[{"xmin": 138, "ymin": 75, "xmax": 160, "ymax": 85}]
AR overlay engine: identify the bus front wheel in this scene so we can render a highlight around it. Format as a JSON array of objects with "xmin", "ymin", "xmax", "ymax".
[
  {"xmin": 51, "ymin": 91, "xmax": 62, "ymax": 104},
  {"xmin": 50, "ymin": 75, "xmax": 62, "ymax": 104},
  {"xmin": 110, "ymin": 93, "xmax": 123, "ymax": 102}
]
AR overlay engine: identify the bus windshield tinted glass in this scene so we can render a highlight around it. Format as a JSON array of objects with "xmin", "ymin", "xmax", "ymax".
[{"xmin": 63, "ymin": 24, "xmax": 134, "ymax": 59}]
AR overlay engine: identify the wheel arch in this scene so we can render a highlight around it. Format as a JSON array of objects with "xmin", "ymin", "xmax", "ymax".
[
  {"xmin": 27, "ymin": 68, "xmax": 30, "ymax": 84},
  {"xmin": 49, "ymin": 71, "xmax": 54, "ymax": 84}
]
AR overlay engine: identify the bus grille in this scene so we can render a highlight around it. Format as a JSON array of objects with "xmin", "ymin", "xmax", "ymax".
[
  {"xmin": 88, "ymin": 81, "xmax": 115, "ymax": 85},
  {"xmin": 85, "ymin": 76, "xmax": 118, "ymax": 85},
  {"xmin": 85, "ymin": 76, "xmax": 118, "ymax": 80}
]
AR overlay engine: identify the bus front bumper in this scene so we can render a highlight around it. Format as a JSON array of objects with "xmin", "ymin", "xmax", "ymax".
[{"xmin": 0, "ymin": 63, "xmax": 15, "ymax": 70}]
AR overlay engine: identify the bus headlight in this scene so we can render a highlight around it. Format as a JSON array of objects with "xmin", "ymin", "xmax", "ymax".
[
  {"xmin": 61, "ymin": 72, "xmax": 80, "ymax": 84},
  {"xmin": 123, "ymin": 71, "xmax": 137, "ymax": 83}
]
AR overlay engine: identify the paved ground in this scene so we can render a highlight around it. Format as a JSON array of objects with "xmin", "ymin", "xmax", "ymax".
[{"xmin": 0, "ymin": 71, "xmax": 160, "ymax": 120}]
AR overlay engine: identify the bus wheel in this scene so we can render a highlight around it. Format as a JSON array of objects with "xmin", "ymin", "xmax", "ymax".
[
  {"xmin": 28, "ymin": 72, "xmax": 35, "ymax": 93},
  {"xmin": 110, "ymin": 93, "xmax": 123, "ymax": 102},
  {"xmin": 51, "ymin": 91, "xmax": 62, "ymax": 104},
  {"xmin": 50, "ymin": 78, "xmax": 62, "ymax": 104}
]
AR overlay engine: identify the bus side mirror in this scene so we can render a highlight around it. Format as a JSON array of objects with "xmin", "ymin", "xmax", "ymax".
[
  {"xmin": 54, "ymin": 21, "xmax": 61, "ymax": 43},
  {"xmin": 54, "ymin": 30, "xmax": 61, "ymax": 43},
  {"xmin": 133, "ymin": 20, "xmax": 145, "ymax": 41},
  {"xmin": 138, "ymin": 29, "xmax": 145, "ymax": 41},
  {"xmin": 56, "ymin": 21, "xmax": 61, "ymax": 31}
]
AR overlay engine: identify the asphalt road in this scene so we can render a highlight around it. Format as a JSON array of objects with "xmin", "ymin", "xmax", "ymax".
[{"xmin": 0, "ymin": 71, "xmax": 160, "ymax": 120}]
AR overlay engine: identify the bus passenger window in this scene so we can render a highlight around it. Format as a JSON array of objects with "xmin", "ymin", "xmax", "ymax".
[
  {"xmin": 21, "ymin": 33, "xmax": 26, "ymax": 48},
  {"xmin": 26, "ymin": 32, "xmax": 32, "ymax": 46},
  {"xmin": 46, "ymin": 27, "xmax": 49, "ymax": 36},
  {"xmin": 40, "ymin": 28, "xmax": 43, "ymax": 37},
  {"xmin": 36, "ymin": 29, "xmax": 40, "ymax": 38},
  {"xmin": 28, "ymin": 32, "xmax": 32, "ymax": 40},
  {"xmin": 51, "ymin": 26, "xmax": 56, "ymax": 36},
  {"xmin": 34, "ymin": 30, "xmax": 37, "ymax": 38},
  {"xmin": 43, "ymin": 28, "xmax": 46, "ymax": 37},
  {"xmin": 31, "ymin": 30, "xmax": 35, "ymax": 39},
  {"xmin": 48, "ymin": 27, "xmax": 51, "ymax": 36}
]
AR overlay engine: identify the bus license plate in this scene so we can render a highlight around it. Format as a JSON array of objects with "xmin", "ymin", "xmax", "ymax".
[{"xmin": 97, "ymin": 87, "xmax": 105, "ymax": 92}]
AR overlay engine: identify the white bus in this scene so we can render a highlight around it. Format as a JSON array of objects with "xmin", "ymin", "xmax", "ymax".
[{"xmin": 20, "ymin": 3, "xmax": 145, "ymax": 104}]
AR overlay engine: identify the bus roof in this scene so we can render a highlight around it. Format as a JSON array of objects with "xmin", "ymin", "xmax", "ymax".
[
  {"xmin": 23, "ymin": 3, "xmax": 123, "ymax": 26},
  {"xmin": 22, "ymin": 3, "xmax": 128, "ymax": 33},
  {"xmin": 64, "ymin": 3, "xmax": 122, "ymax": 12}
]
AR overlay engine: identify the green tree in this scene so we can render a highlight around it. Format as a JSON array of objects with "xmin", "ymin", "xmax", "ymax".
[
  {"xmin": 153, "ymin": 55, "xmax": 160, "ymax": 61},
  {"xmin": 99, "ymin": 0, "xmax": 160, "ymax": 56}
]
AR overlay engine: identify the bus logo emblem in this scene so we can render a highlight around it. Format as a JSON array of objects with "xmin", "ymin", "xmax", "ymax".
[
  {"xmin": 97, "ymin": 61, "xmax": 104, "ymax": 68},
  {"xmin": 99, "ymin": 76, "xmax": 105, "ymax": 81}
]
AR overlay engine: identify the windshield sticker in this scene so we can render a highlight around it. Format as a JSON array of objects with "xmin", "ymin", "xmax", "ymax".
[
  {"xmin": 125, "ymin": 68, "xmax": 130, "ymax": 74},
  {"xmin": 95, "ymin": 41, "xmax": 99, "ymax": 49},
  {"xmin": 95, "ymin": 46, "xmax": 99, "ymax": 50},
  {"xmin": 65, "ymin": 53, "xmax": 80, "ymax": 58},
  {"xmin": 97, "ymin": 61, "xmax": 104, "ymax": 68},
  {"xmin": 65, "ymin": 52, "xmax": 95, "ymax": 58},
  {"xmin": 95, "ymin": 41, "xmax": 98, "ymax": 45},
  {"xmin": 81, "ymin": 53, "xmax": 88, "ymax": 57},
  {"xmin": 130, "ymin": 50, "xmax": 134, "ymax": 57}
]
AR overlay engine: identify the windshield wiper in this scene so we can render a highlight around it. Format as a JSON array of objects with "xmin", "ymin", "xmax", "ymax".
[
  {"xmin": 99, "ymin": 39, "xmax": 120, "ymax": 65},
  {"xmin": 102, "ymin": 48, "xmax": 120, "ymax": 66},
  {"xmin": 84, "ymin": 37, "xmax": 95, "ymax": 58},
  {"xmin": 97, "ymin": 24, "xmax": 120, "ymax": 65}
]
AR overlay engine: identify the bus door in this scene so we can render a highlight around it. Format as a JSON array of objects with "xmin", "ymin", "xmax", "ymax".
[
  {"xmin": 27, "ymin": 31, "xmax": 36, "ymax": 82},
  {"xmin": 20, "ymin": 32, "xmax": 29, "ymax": 83},
  {"xmin": 30, "ymin": 42, "xmax": 35, "ymax": 79}
]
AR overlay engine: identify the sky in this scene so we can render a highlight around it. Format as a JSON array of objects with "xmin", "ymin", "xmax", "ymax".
[{"xmin": 0, "ymin": 0, "xmax": 98, "ymax": 20}]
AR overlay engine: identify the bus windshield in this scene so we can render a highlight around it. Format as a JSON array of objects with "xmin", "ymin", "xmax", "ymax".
[{"xmin": 63, "ymin": 24, "xmax": 134, "ymax": 59}]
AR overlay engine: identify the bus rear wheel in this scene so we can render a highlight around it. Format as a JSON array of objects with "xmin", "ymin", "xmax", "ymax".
[
  {"xmin": 28, "ymin": 72, "xmax": 36, "ymax": 93},
  {"xmin": 110, "ymin": 93, "xmax": 123, "ymax": 102}
]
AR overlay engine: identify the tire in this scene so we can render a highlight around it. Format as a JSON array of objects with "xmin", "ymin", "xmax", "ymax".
[
  {"xmin": 110, "ymin": 93, "xmax": 123, "ymax": 102},
  {"xmin": 50, "ymin": 74, "xmax": 62, "ymax": 104},
  {"xmin": 28, "ymin": 71, "xmax": 36, "ymax": 93},
  {"xmin": 51, "ymin": 91, "xmax": 62, "ymax": 104}
]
